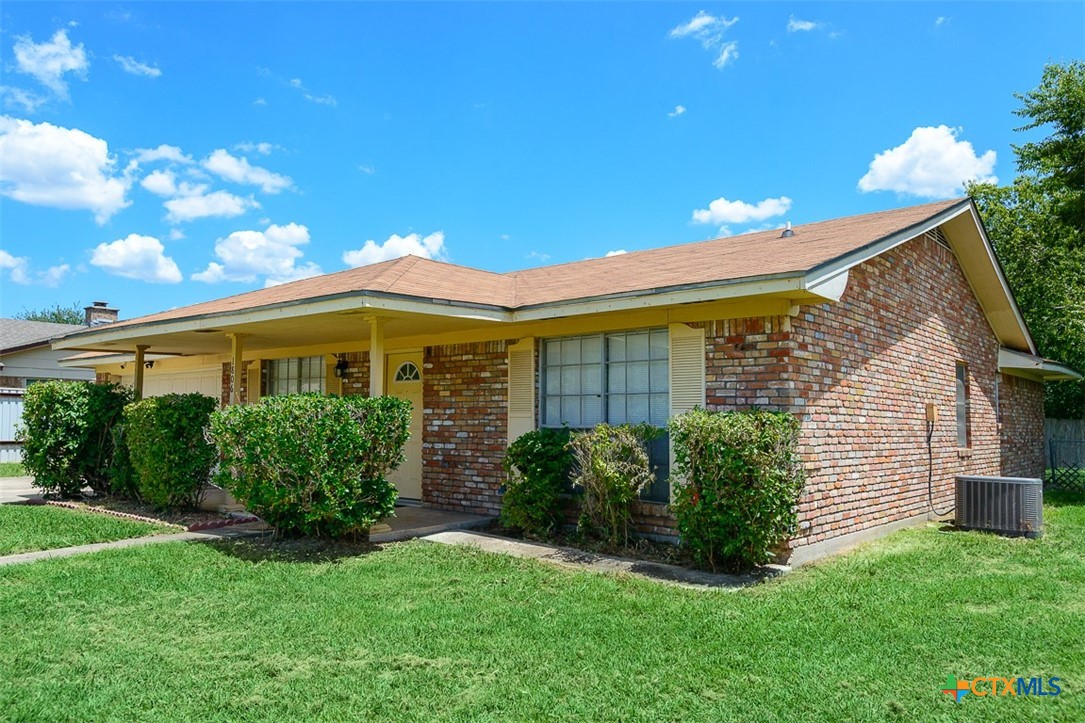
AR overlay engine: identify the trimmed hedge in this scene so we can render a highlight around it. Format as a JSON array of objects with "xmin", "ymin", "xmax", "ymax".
[
  {"xmin": 669, "ymin": 408, "xmax": 804, "ymax": 572},
  {"xmin": 569, "ymin": 423, "xmax": 661, "ymax": 546},
  {"xmin": 124, "ymin": 393, "xmax": 218, "ymax": 509},
  {"xmin": 17, "ymin": 381, "xmax": 133, "ymax": 497},
  {"xmin": 501, "ymin": 427, "xmax": 572, "ymax": 538},
  {"xmin": 209, "ymin": 394, "xmax": 411, "ymax": 537}
]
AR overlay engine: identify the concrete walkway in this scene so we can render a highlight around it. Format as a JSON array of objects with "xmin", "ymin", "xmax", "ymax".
[
  {"xmin": 0, "ymin": 476, "xmax": 40, "ymax": 505},
  {"xmin": 423, "ymin": 530, "xmax": 789, "ymax": 590},
  {"xmin": 0, "ymin": 523, "xmax": 267, "ymax": 567},
  {"xmin": 372, "ymin": 505, "xmax": 494, "ymax": 543}
]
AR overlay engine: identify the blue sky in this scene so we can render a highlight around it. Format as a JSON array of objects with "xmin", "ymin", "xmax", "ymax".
[{"xmin": 1, "ymin": 2, "xmax": 1081, "ymax": 319}]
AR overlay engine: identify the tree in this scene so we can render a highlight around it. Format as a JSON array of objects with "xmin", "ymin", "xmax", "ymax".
[
  {"xmin": 970, "ymin": 61, "xmax": 1085, "ymax": 419},
  {"xmin": 14, "ymin": 302, "xmax": 84, "ymax": 326}
]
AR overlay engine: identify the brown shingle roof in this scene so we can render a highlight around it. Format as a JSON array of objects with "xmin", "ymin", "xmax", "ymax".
[{"xmin": 101, "ymin": 198, "xmax": 965, "ymax": 329}]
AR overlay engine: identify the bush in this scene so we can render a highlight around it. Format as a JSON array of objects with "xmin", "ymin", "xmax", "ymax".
[
  {"xmin": 124, "ymin": 393, "xmax": 218, "ymax": 509},
  {"xmin": 17, "ymin": 381, "xmax": 133, "ymax": 497},
  {"xmin": 501, "ymin": 428, "xmax": 572, "ymax": 538},
  {"xmin": 209, "ymin": 394, "xmax": 411, "ymax": 537},
  {"xmin": 669, "ymin": 408, "xmax": 804, "ymax": 572},
  {"xmin": 569, "ymin": 423, "xmax": 661, "ymax": 546}
]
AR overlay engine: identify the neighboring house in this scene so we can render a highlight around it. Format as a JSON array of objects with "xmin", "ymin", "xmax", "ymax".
[
  {"xmin": 55, "ymin": 199, "xmax": 1080, "ymax": 562},
  {"xmin": 0, "ymin": 305, "xmax": 118, "ymax": 461}
]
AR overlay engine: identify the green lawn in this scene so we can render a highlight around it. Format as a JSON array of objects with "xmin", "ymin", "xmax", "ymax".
[
  {"xmin": 0, "ymin": 462, "xmax": 26, "ymax": 477},
  {"xmin": 1, "ymin": 497, "xmax": 1083, "ymax": 722},
  {"xmin": 0, "ymin": 504, "xmax": 170, "ymax": 556}
]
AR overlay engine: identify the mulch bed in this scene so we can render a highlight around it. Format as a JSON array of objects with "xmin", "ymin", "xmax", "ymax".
[
  {"xmin": 485, "ymin": 521, "xmax": 698, "ymax": 570},
  {"xmin": 28, "ymin": 495, "xmax": 260, "ymax": 532}
]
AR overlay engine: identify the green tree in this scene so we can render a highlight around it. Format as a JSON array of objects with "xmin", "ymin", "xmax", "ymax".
[
  {"xmin": 970, "ymin": 61, "xmax": 1085, "ymax": 419},
  {"xmin": 15, "ymin": 302, "xmax": 84, "ymax": 325}
]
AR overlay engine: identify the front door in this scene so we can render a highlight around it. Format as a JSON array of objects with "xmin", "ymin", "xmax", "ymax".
[{"xmin": 386, "ymin": 351, "xmax": 423, "ymax": 500}]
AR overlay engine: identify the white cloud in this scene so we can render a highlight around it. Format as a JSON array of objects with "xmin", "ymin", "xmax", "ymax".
[
  {"xmin": 288, "ymin": 77, "xmax": 337, "ymax": 107},
  {"xmin": 0, "ymin": 86, "xmax": 47, "ymax": 113},
  {"xmin": 525, "ymin": 250, "xmax": 549, "ymax": 262},
  {"xmin": 668, "ymin": 105, "xmax": 686, "ymax": 118},
  {"xmin": 669, "ymin": 11, "xmax": 740, "ymax": 70},
  {"xmin": 140, "ymin": 169, "xmax": 177, "ymax": 196},
  {"xmin": 192, "ymin": 222, "xmax": 320, "ymax": 286},
  {"xmin": 787, "ymin": 16, "xmax": 821, "ymax": 32},
  {"xmin": 114, "ymin": 55, "xmax": 161, "ymax": 78},
  {"xmin": 235, "ymin": 141, "xmax": 275, "ymax": 155},
  {"xmin": 164, "ymin": 189, "xmax": 259, "ymax": 223},
  {"xmin": 202, "ymin": 149, "xmax": 293, "ymax": 193},
  {"xmin": 935, "ymin": 16, "xmax": 950, "ymax": 28},
  {"xmin": 132, "ymin": 144, "xmax": 193, "ymax": 166},
  {"xmin": 0, "ymin": 250, "xmax": 71, "ymax": 287},
  {"xmin": 691, "ymin": 196, "xmax": 793, "ymax": 225},
  {"xmin": 167, "ymin": 228, "xmax": 185, "ymax": 241},
  {"xmin": 12, "ymin": 29, "xmax": 88, "ymax": 98},
  {"xmin": 253, "ymin": 97, "xmax": 267, "ymax": 106},
  {"xmin": 358, "ymin": 164, "xmax": 376, "ymax": 175},
  {"xmin": 0, "ymin": 116, "xmax": 130, "ymax": 223},
  {"xmin": 342, "ymin": 231, "xmax": 448, "ymax": 268},
  {"xmin": 858, "ymin": 125, "xmax": 997, "ymax": 198},
  {"xmin": 90, "ymin": 234, "xmax": 182, "ymax": 283},
  {"xmin": 605, "ymin": 249, "xmax": 628, "ymax": 257}
]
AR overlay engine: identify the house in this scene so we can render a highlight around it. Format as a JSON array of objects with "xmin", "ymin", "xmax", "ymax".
[
  {"xmin": 0, "ymin": 305, "xmax": 117, "ymax": 461},
  {"xmin": 54, "ymin": 199, "xmax": 1080, "ymax": 563}
]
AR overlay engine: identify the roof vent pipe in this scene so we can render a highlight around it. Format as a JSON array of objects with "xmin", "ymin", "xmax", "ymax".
[{"xmin": 780, "ymin": 221, "xmax": 794, "ymax": 238}]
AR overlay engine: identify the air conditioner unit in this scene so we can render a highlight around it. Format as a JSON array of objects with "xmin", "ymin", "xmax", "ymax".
[{"xmin": 955, "ymin": 476, "xmax": 1043, "ymax": 539}]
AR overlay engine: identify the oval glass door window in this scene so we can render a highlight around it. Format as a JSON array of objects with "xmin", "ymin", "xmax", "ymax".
[{"xmin": 394, "ymin": 361, "xmax": 421, "ymax": 382}]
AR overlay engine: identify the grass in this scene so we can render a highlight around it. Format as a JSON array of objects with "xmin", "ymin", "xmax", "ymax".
[
  {"xmin": 0, "ymin": 504, "xmax": 170, "ymax": 556},
  {"xmin": 0, "ymin": 462, "xmax": 26, "ymax": 477},
  {"xmin": 1, "ymin": 497, "xmax": 1083, "ymax": 721}
]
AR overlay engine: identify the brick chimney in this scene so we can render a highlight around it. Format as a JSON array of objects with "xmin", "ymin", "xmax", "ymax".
[{"xmin": 84, "ymin": 301, "xmax": 118, "ymax": 326}]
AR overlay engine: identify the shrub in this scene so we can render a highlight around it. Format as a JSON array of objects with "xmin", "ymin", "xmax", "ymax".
[
  {"xmin": 17, "ymin": 381, "xmax": 133, "ymax": 497},
  {"xmin": 669, "ymin": 408, "xmax": 804, "ymax": 572},
  {"xmin": 501, "ymin": 427, "xmax": 572, "ymax": 538},
  {"xmin": 569, "ymin": 423, "xmax": 661, "ymax": 546},
  {"xmin": 124, "ymin": 393, "xmax": 219, "ymax": 509},
  {"xmin": 209, "ymin": 394, "xmax": 411, "ymax": 537}
]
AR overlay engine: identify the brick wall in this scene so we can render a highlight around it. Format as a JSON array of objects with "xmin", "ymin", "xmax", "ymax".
[
  {"xmin": 999, "ymin": 373, "xmax": 1045, "ymax": 478},
  {"xmin": 788, "ymin": 235, "xmax": 1003, "ymax": 548},
  {"xmin": 336, "ymin": 351, "xmax": 370, "ymax": 396},
  {"xmin": 219, "ymin": 362, "xmax": 248, "ymax": 407},
  {"xmin": 422, "ymin": 341, "xmax": 509, "ymax": 515}
]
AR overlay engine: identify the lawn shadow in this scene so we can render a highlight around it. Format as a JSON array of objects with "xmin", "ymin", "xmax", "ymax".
[
  {"xmin": 1043, "ymin": 488, "xmax": 1085, "ymax": 509},
  {"xmin": 201, "ymin": 535, "xmax": 384, "ymax": 564}
]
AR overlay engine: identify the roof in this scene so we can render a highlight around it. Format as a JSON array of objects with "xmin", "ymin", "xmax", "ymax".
[
  {"xmin": 0, "ymin": 318, "xmax": 86, "ymax": 353},
  {"xmin": 98, "ymin": 198, "xmax": 966, "ymax": 330}
]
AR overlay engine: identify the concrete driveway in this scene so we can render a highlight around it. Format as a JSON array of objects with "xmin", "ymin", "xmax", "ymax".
[{"xmin": 0, "ymin": 476, "xmax": 40, "ymax": 504}]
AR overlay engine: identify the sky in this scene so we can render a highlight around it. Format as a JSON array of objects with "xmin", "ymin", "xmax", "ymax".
[{"xmin": 0, "ymin": 2, "xmax": 1081, "ymax": 320}]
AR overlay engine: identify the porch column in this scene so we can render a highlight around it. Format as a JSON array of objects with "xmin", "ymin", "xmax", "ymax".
[
  {"xmin": 227, "ymin": 333, "xmax": 246, "ymax": 405},
  {"xmin": 368, "ymin": 316, "xmax": 385, "ymax": 397},
  {"xmin": 133, "ymin": 345, "xmax": 149, "ymax": 400}
]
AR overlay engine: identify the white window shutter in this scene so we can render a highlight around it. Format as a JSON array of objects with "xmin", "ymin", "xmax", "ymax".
[
  {"xmin": 507, "ymin": 337, "xmax": 536, "ymax": 445},
  {"xmin": 668, "ymin": 323, "xmax": 705, "ymax": 495},
  {"xmin": 669, "ymin": 323, "xmax": 705, "ymax": 417},
  {"xmin": 246, "ymin": 359, "xmax": 262, "ymax": 403}
]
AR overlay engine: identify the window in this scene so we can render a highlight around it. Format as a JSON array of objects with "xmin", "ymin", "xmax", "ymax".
[
  {"xmin": 955, "ymin": 361, "xmax": 970, "ymax": 448},
  {"xmin": 393, "ymin": 361, "xmax": 421, "ymax": 382},
  {"xmin": 267, "ymin": 356, "xmax": 326, "ymax": 396},
  {"xmin": 541, "ymin": 329, "xmax": 670, "ymax": 502}
]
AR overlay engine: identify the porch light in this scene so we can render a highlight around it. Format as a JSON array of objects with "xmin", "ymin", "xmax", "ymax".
[{"xmin": 333, "ymin": 356, "xmax": 349, "ymax": 378}]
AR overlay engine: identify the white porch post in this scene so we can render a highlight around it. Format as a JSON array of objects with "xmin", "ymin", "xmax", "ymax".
[
  {"xmin": 227, "ymin": 333, "xmax": 246, "ymax": 405},
  {"xmin": 368, "ymin": 316, "xmax": 385, "ymax": 397},
  {"xmin": 133, "ymin": 345, "xmax": 149, "ymax": 400}
]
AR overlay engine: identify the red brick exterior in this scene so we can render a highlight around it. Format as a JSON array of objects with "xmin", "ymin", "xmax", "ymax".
[
  {"xmin": 999, "ymin": 373, "xmax": 1046, "ymax": 478},
  {"xmin": 422, "ymin": 341, "xmax": 509, "ymax": 515},
  {"xmin": 786, "ymin": 236, "xmax": 1003, "ymax": 549},
  {"xmin": 336, "ymin": 351, "xmax": 370, "ymax": 396},
  {"xmin": 219, "ymin": 362, "xmax": 248, "ymax": 407}
]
